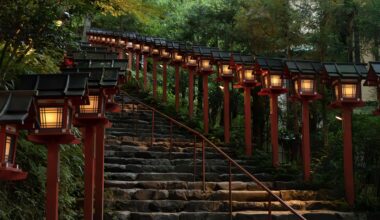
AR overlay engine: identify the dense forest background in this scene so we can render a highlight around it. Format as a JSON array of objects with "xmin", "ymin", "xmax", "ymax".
[{"xmin": 0, "ymin": 0, "xmax": 380, "ymax": 219}]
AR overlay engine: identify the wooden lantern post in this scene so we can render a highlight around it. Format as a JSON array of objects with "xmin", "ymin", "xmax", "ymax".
[
  {"xmin": 322, "ymin": 63, "xmax": 366, "ymax": 206},
  {"xmin": 256, "ymin": 58, "xmax": 287, "ymax": 167},
  {"xmin": 285, "ymin": 60, "xmax": 322, "ymax": 181},
  {"xmin": 158, "ymin": 39, "xmax": 171, "ymax": 102},
  {"xmin": 150, "ymin": 38, "xmax": 161, "ymax": 99},
  {"xmin": 0, "ymin": 91, "xmax": 37, "ymax": 181},
  {"xmin": 14, "ymin": 74, "xmax": 89, "ymax": 220},
  {"xmin": 232, "ymin": 54, "xmax": 259, "ymax": 155},
  {"xmin": 132, "ymin": 35, "xmax": 142, "ymax": 81},
  {"xmin": 140, "ymin": 37, "xmax": 151, "ymax": 89},
  {"xmin": 168, "ymin": 41, "xmax": 184, "ymax": 112},
  {"xmin": 212, "ymin": 51, "xmax": 233, "ymax": 143},
  {"xmin": 182, "ymin": 46, "xmax": 198, "ymax": 118}
]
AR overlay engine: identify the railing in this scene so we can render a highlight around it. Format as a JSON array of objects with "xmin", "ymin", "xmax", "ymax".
[{"xmin": 120, "ymin": 92, "xmax": 306, "ymax": 220}]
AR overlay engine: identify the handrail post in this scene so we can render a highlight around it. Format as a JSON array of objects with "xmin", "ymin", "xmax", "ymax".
[
  {"xmin": 151, "ymin": 111, "xmax": 155, "ymax": 147},
  {"xmin": 193, "ymin": 135, "xmax": 197, "ymax": 182},
  {"xmin": 228, "ymin": 161, "xmax": 232, "ymax": 220},
  {"xmin": 169, "ymin": 121, "xmax": 173, "ymax": 160},
  {"xmin": 202, "ymin": 139, "xmax": 206, "ymax": 192},
  {"xmin": 268, "ymin": 194, "xmax": 272, "ymax": 220}
]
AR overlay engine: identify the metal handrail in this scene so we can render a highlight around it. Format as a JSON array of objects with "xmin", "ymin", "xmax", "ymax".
[{"xmin": 121, "ymin": 92, "xmax": 306, "ymax": 220}]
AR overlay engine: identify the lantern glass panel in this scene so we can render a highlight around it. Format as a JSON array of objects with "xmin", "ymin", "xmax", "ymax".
[
  {"xmin": 101, "ymin": 37, "xmax": 106, "ymax": 42},
  {"xmin": 187, "ymin": 56, "xmax": 197, "ymax": 65},
  {"xmin": 244, "ymin": 69, "xmax": 255, "ymax": 80},
  {"xmin": 111, "ymin": 38, "xmax": 116, "ymax": 43},
  {"xmin": 4, "ymin": 135, "xmax": 15, "ymax": 163},
  {"xmin": 143, "ymin": 46, "xmax": 150, "ymax": 53},
  {"xmin": 134, "ymin": 44, "xmax": 140, "ymax": 50},
  {"xmin": 335, "ymin": 85, "xmax": 340, "ymax": 99},
  {"xmin": 174, "ymin": 52, "xmax": 182, "ymax": 61},
  {"xmin": 301, "ymin": 79, "xmax": 314, "ymax": 93},
  {"xmin": 152, "ymin": 49, "xmax": 159, "ymax": 55},
  {"xmin": 161, "ymin": 49, "xmax": 170, "ymax": 58},
  {"xmin": 127, "ymin": 42, "xmax": 133, "ymax": 48},
  {"xmin": 221, "ymin": 64, "xmax": 232, "ymax": 76},
  {"xmin": 80, "ymin": 96, "xmax": 99, "ymax": 113},
  {"xmin": 270, "ymin": 75, "xmax": 282, "ymax": 87},
  {"xmin": 342, "ymin": 84, "xmax": 357, "ymax": 99},
  {"xmin": 39, "ymin": 107, "xmax": 63, "ymax": 128},
  {"xmin": 201, "ymin": 59, "xmax": 211, "ymax": 69}
]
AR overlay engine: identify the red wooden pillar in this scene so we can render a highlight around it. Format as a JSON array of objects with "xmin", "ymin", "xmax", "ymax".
[
  {"xmin": 270, "ymin": 93, "xmax": 279, "ymax": 167},
  {"xmin": 94, "ymin": 124, "xmax": 106, "ymax": 220},
  {"xmin": 243, "ymin": 87, "xmax": 252, "ymax": 156},
  {"xmin": 342, "ymin": 107, "xmax": 355, "ymax": 206},
  {"xmin": 46, "ymin": 143, "xmax": 60, "ymax": 220},
  {"xmin": 135, "ymin": 54, "xmax": 140, "ymax": 81},
  {"xmin": 188, "ymin": 69, "xmax": 194, "ymax": 118},
  {"xmin": 175, "ymin": 65, "xmax": 180, "ymax": 112},
  {"xmin": 128, "ymin": 52, "xmax": 133, "ymax": 72},
  {"xmin": 117, "ymin": 48, "xmax": 124, "ymax": 59},
  {"xmin": 84, "ymin": 126, "xmax": 96, "ymax": 220},
  {"xmin": 203, "ymin": 74, "xmax": 209, "ymax": 134},
  {"xmin": 162, "ymin": 62, "xmax": 168, "ymax": 102},
  {"xmin": 223, "ymin": 80, "xmax": 231, "ymax": 144},
  {"xmin": 153, "ymin": 58, "xmax": 158, "ymax": 99},
  {"xmin": 301, "ymin": 100, "xmax": 311, "ymax": 181},
  {"xmin": 143, "ymin": 56, "xmax": 148, "ymax": 89}
]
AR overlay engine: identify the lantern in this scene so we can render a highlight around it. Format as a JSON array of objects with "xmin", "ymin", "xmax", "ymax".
[
  {"xmin": 212, "ymin": 51, "xmax": 233, "ymax": 80},
  {"xmin": 238, "ymin": 55, "xmax": 257, "ymax": 86},
  {"xmin": 0, "ymin": 91, "xmax": 37, "ymax": 181},
  {"xmin": 285, "ymin": 61, "xmax": 320, "ymax": 99},
  {"xmin": 364, "ymin": 62, "xmax": 380, "ymax": 114},
  {"xmin": 197, "ymin": 47, "xmax": 214, "ymax": 73}
]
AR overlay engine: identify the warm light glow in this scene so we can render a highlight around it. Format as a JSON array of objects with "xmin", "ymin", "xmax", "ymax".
[
  {"xmin": 119, "ymin": 40, "xmax": 125, "ymax": 45},
  {"xmin": 335, "ymin": 85, "xmax": 339, "ymax": 99},
  {"xmin": 264, "ymin": 75, "xmax": 269, "ymax": 88},
  {"xmin": 127, "ymin": 42, "xmax": 133, "ymax": 48},
  {"xmin": 244, "ymin": 69, "xmax": 255, "ymax": 80},
  {"xmin": 174, "ymin": 52, "xmax": 182, "ymax": 61},
  {"xmin": 80, "ymin": 96, "xmax": 99, "ymax": 113},
  {"xmin": 4, "ymin": 135, "xmax": 13, "ymax": 163},
  {"xmin": 301, "ymin": 79, "xmax": 314, "ymax": 93},
  {"xmin": 187, "ymin": 57, "xmax": 197, "ymax": 65},
  {"xmin": 152, "ymin": 49, "xmax": 159, "ymax": 55},
  {"xmin": 335, "ymin": 116, "xmax": 343, "ymax": 121},
  {"xmin": 101, "ymin": 37, "xmax": 106, "ymax": 42},
  {"xmin": 134, "ymin": 44, "xmax": 140, "ymax": 50},
  {"xmin": 111, "ymin": 38, "xmax": 116, "ymax": 44},
  {"xmin": 39, "ymin": 107, "xmax": 63, "ymax": 128},
  {"xmin": 270, "ymin": 75, "xmax": 282, "ymax": 87},
  {"xmin": 161, "ymin": 49, "xmax": 170, "ymax": 58},
  {"xmin": 143, "ymin": 46, "xmax": 150, "ymax": 52},
  {"xmin": 201, "ymin": 59, "xmax": 211, "ymax": 69},
  {"xmin": 294, "ymin": 81, "xmax": 299, "ymax": 94},
  {"xmin": 342, "ymin": 84, "xmax": 357, "ymax": 99},
  {"xmin": 222, "ymin": 64, "xmax": 232, "ymax": 76}
]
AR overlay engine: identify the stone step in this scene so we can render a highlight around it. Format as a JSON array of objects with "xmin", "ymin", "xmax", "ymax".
[
  {"xmin": 105, "ymin": 180, "xmax": 277, "ymax": 191},
  {"xmin": 104, "ymin": 150, "xmax": 230, "ymax": 160},
  {"xmin": 105, "ymin": 172, "xmax": 274, "ymax": 182},
  {"xmin": 106, "ymin": 211, "xmax": 358, "ymax": 220},
  {"xmin": 105, "ymin": 199, "xmax": 348, "ymax": 213},
  {"xmin": 104, "ymin": 163, "xmax": 259, "ymax": 174},
  {"xmin": 105, "ymin": 188, "xmax": 328, "ymax": 202}
]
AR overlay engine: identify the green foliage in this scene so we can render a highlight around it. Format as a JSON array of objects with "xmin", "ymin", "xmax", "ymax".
[{"xmin": 0, "ymin": 131, "xmax": 84, "ymax": 219}]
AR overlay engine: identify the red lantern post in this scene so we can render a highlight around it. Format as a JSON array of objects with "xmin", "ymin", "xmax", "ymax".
[
  {"xmin": 256, "ymin": 58, "xmax": 287, "ymax": 167},
  {"xmin": 140, "ymin": 37, "xmax": 151, "ymax": 89},
  {"xmin": 322, "ymin": 63, "xmax": 366, "ymax": 206},
  {"xmin": 168, "ymin": 41, "xmax": 184, "ymax": 112},
  {"xmin": 285, "ymin": 60, "xmax": 322, "ymax": 181},
  {"xmin": 150, "ymin": 38, "xmax": 162, "ymax": 99},
  {"xmin": 183, "ymin": 46, "xmax": 198, "ymax": 118}
]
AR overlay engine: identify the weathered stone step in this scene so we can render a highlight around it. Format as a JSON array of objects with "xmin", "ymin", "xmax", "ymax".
[
  {"xmin": 105, "ymin": 180, "xmax": 276, "ymax": 191},
  {"xmin": 105, "ymin": 210, "xmax": 359, "ymax": 220},
  {"xmin": 105, "ymin": 188, "xmax": 326, "ymax": 202},
  {"xmin": 105, "ymin": 199, "xmax": 347, "ymax": 212},
  {"xmin": 105, "ymin": 172, "xmax": 274, "ymax": 182},
  {"xmin": 104, "ymin": 163, "xmax": 258, "ymax": 174},
  {"xmin": 104, "ymin": 150, "xmax": 228, "ymax": 160}
]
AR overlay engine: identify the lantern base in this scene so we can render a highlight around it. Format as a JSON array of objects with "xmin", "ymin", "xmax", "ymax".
[
  {"xmin": 258, "ymin": 88, "xmax": 288, "ymax": 96},
  {"xmin": 0, "ymin": 166, "xmax": 28, "ymax": 181},
  {"xmin": 28, "ymin": 133, "xmax": 79, "ymax": 145},
  {"xmin": 329, "ymin": 101, "xmax": 365, "ymax": 109}
]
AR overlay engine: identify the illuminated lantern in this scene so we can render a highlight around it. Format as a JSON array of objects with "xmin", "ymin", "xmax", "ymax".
[
  {"xmin": 167, "ymin": 41, "xmax": 184, "ymax": 111},
  {"xmin": 14, "ymin": 73, "xmax": 89, "ymax": 220},
  {"xmin": 181, "ymin": 44, "xmax": 197, "ymax": 118},
  {"xmin": 255, "ymin": 57, "xmax": 287, "ymax": 167},
  {"xmin": 212, "ymin": 51, "xmax": 233, "ymax": 81},
  {"xmin": 321, "ymin": 62, "xmax": 366, "ymax": 206},
  {"xmin": 0, "ymin": 91, "xmax": 37, "ymax": 181}
]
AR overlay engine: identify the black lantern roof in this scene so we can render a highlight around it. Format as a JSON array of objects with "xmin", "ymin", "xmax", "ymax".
[
  {"xmin": 255, "ymin": 57, "xmax": 284, "ymax": 72},
  {"xmin": 0, "ymin": 91, "xmax": 37, "ymax": 125},
  {"xmin": 365, "ymin": 62, "xmax": 380, "ymax": 86},
  {"xmin": 62, "ymin": 68, "xmax": 119, "ymax": 88},
  {"xmin": 212, "ymin": 51, "xmax": 231, "ymax": 62},
  {"xmin": 285, "ymin": 60, "xmax": 322, "ymax": 76},
  {"xmin": 167, "ymin": 41, "xmax": 181, "ymax": 51},
  {"xmin": 14, "ymin": 74, "xmax": 89, "ymax": 98},
  {"xmin": 322, "ymin": 63, "xmax": 366, "ymax": 80},
  {"xmin": 154, "ymin": 39, "xmax": 167, "ymax": 48},
  {"xmin": 231, "ymin": 53, "xmax": 254, "ymax": 66}
]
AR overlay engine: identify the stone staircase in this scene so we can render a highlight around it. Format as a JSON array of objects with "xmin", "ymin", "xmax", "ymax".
[{"xmin": 103, "ymin": 102, "xmax": 356, "ymax": 220}]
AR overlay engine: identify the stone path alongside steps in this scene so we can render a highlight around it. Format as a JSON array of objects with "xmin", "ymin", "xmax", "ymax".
[{"xmin": 104, "ymin": 103, "xmax": 357, "ymax": 220}]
